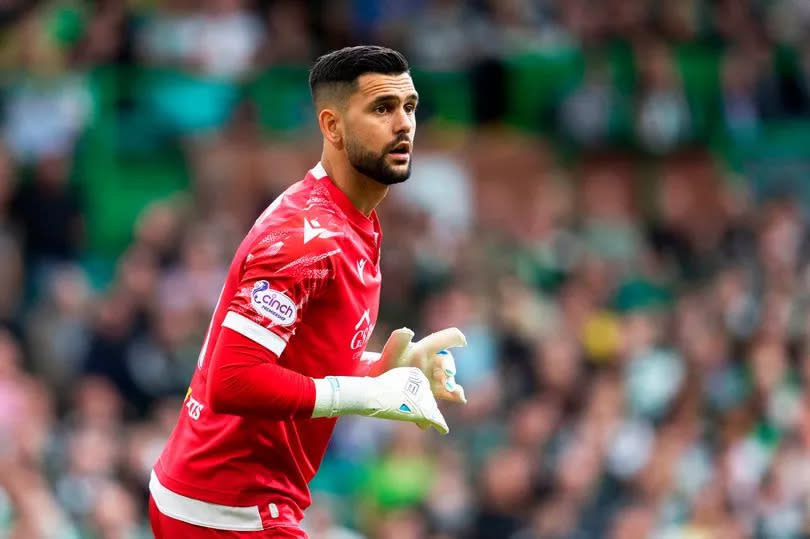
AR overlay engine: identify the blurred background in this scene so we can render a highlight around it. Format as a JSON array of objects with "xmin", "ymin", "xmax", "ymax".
[{"xmin": 2, "ymin": 0, "xmax": 810, "ymax": 537}]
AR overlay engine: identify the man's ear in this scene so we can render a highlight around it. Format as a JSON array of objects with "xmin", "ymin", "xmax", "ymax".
[{"xmin": 318, "ymin": 107, "xmax": 343, "ymax": 149}]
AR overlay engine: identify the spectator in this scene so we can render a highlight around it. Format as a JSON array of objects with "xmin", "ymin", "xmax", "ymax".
[
  {"xmin": 10, "ymin": 154, "xmax": 83, "ymax": 267},
  {"xmin": 136, "ymin": 0, "xmax": 264, "ymax": 135},
  {"xmin": 635, "ymin": 39, "xmax": 691, "ymax": 153},
  {"xmin": 2, "ymin": 10, "xmax": 91, "ymax": 163},
  {"xmin": 25, "ymin": 265, "xmax": 92, "ymax": 394}
]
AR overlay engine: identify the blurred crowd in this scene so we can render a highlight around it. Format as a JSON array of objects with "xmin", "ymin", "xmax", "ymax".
[{"xmin": 3, "ymin": 0, "xmax": 810, "ymax": 538}]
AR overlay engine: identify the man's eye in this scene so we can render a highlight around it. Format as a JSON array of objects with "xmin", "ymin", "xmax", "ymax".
[
  {"xmin": 405, "ymin": 104, "xmax": 416, "ymax": 113},
  {"xmin": 375, "ymin": 105, "xmax": 388, "ymax": 114}
]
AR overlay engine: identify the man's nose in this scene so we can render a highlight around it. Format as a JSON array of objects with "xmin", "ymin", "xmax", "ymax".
[{"xmin": 393, "ymin": 106, "xmax": 413, "ymax": 134}]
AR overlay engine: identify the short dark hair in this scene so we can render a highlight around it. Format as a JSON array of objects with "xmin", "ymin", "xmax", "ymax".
[{"xmin": 309, "ymin": 46, "xmax": 409, "ymax": 106}]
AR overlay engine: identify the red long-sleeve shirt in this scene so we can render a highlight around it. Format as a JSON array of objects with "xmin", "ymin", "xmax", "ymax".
[{"xmin": 152, "ymin": 163, "xmax": 382, "ymax": 530}]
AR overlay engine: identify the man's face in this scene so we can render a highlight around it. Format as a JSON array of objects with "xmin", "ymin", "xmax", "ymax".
[{"xmin": 343, "ymin": 72, "xmax": 417, "ymax": 185}]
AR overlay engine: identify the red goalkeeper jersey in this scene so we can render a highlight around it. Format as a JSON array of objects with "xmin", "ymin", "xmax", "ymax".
[{"xmin": 152, "ymin": 163, "xmax": 381, "ymax": 531}]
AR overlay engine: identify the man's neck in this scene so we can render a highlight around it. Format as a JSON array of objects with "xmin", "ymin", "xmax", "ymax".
[{"xmin": 319, "ymin": 155, "xmax": 388, "ymax": 217}]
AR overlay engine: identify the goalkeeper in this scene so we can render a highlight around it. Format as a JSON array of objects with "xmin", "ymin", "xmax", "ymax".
[{"xmin": 149, "ymin": 45, "xmax": 467, "ymax": 539}]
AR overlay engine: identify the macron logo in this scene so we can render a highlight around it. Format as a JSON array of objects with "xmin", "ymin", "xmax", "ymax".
[
  {"xmin": 355, "ymin": 308, "xmax": 371, "ymax": 331},
  {"xmin": 304, "ymin": 217, "xmax": 341, "ymax": 244}
]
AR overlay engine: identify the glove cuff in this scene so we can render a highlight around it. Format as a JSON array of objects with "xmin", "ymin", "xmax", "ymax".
[
  {"xmin": 311, "ymin": 376, "xmax": 340, "ymax": 418},
  {"xmin": 311, "ymin": 376, "xmax": 373, "ymax": 418}
]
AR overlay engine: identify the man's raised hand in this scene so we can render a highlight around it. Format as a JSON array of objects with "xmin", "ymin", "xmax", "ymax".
[{"xmin": 378, "ymin": 327, "xmax": 468, "ymax": 403}]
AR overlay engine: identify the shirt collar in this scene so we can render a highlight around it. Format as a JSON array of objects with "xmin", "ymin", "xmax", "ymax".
[{"xmin": 307, "ymin": 162, "xmax": 378, "ymax": 234}]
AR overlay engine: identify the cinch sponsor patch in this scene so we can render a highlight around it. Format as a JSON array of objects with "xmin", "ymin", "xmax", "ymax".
[{"xmin": 250, "ymin": 280, "xmax": 297, "ymax": 326}]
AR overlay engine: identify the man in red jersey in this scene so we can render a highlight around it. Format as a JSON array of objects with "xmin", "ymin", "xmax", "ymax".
[{"xmin": 149, "ymin": 46, "xmax": 468, "ymax": 538}]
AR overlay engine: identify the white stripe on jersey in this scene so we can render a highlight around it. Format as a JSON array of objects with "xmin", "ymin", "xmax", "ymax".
[
  {"xmin": 222, "ymin": 311, "xmax": 287, "ymax": 356},
  {"xmin": 150, "ymin": 471, "xmax": 264, "ymax": 531}
]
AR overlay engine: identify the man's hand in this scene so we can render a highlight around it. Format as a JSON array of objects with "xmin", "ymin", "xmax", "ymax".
[
  {"xmin": 311, "ymin": 367, "xmax": 449, "ymax": 434},
  {"xmin": 379, "ymin": 327, "xmax": 467, "ymax": 403},
  {"xmin": 365, "ymin": 367, "xmax": 449, "ymax": 433}
]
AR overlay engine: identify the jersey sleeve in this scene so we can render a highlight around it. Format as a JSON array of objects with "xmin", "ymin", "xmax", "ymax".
[
  {"xmin": 223, "ymin": 216, "xmax": 341, "ymax": 357},
  {"xmin": 206, "ymin": 327, "xmax": 316, "ymax": 418}
]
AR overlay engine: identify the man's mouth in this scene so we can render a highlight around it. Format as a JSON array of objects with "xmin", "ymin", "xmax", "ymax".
[{"xmin": 389, "ymin": 142, "xmax": 411, "ymax": 156}]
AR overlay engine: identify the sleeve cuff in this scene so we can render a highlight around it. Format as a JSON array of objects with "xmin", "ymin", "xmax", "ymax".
[{"xmin": 222, "ymin": 311, "xmax": 287, "ymax": 356}]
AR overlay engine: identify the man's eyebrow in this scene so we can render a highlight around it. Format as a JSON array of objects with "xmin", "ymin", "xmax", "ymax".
[{"xmin": 369, "ymin": 93, "xmax": 420, "ymax": 105}]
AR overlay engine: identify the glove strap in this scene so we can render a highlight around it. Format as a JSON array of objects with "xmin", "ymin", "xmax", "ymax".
[
  {"xmin": 325, "ymin": 376, "xmax": 340, "ymax": 417},
  {"xmin": 312, "ymin": 376, "xmax": 340, "ymax": 418},
  {"xmin": 311, "ymin": 375, "xmax": 374, "ymax": 418}
]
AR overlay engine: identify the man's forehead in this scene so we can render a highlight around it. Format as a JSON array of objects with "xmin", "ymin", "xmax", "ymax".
[{"xmin": 355, "ymin": 73, "xmax": 416, "ymax": 99}]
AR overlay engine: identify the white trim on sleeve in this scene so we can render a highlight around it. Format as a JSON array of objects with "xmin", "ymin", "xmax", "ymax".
[
  {"xmin": 222, "ymin": 311, "xmax": 287, "ymax": 356},
  {"xmin": 149, "ymin": 471, "xmax": 264, "ymax": 531}
]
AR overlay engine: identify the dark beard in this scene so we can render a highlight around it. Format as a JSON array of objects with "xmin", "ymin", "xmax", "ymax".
[{"xmin": 346, "ymin": 137, "xmax": 411, "ymax": 186}]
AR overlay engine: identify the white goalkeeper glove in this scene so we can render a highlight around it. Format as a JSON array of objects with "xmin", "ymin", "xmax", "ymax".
[
  {"xmin": 374, "ymin": 327, "xmax": 467, "ymax": 403},
  {"xmin": 311, "ymin": 367, "xmax": 449, "ymax": 434}
]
